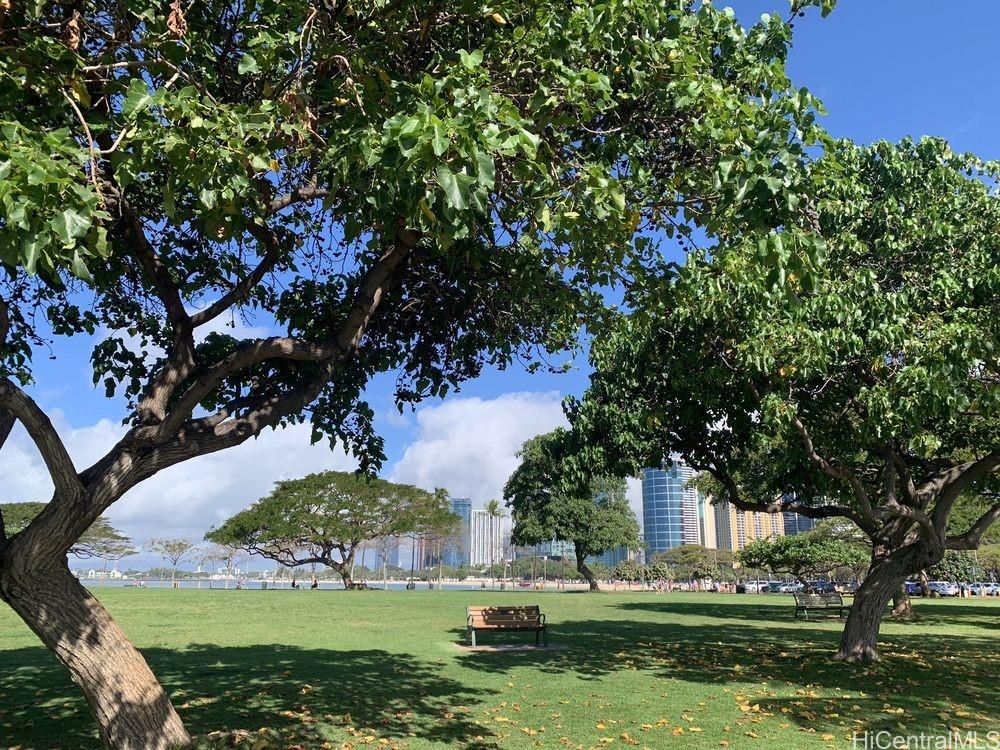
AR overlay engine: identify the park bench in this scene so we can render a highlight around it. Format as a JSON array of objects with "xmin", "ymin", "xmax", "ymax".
[
  {"xmin": 347, "ymin": 582, "xmax": 369, "ymax": 590},
  {"xmin": 466, "ymin": 605, "xmax": 547, "ymax": 647},
  {"xmin": 793, "ymin": 591, "xmax": 851, "ymax": 620}
]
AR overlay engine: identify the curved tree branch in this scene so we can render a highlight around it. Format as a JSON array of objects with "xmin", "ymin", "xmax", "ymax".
[
  {"xmin": 946, "ymin": 503, "xmax": 1000, "ymax": 550},
  {"xmin": 0, "ymin": 379, "xmax": 82, "ymax": 499}
]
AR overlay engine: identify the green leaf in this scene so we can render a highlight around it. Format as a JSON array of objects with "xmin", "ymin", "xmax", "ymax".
[
  {"xmin": 70, "ymin": 251, "xmax": 93, "ymax": 282},
  {"xmin": 52, "ymin": 208, "xmax": 91, "ymax": 246},
  {"xmin": 238, "ymin": 54, "xmax": 260, "ymax": 75},
  {"xmin": 475, "ymin": 151, "xmax": 495, "ymax": 189},
  {"xmin": 458, "ymin": 49, "xmax": 483, "ymax": 70},
  {"xmin": 436, "ymin": 165, "xmax": 474, "ymax": 211},
  {"xmin": 432, "ymin": 122, "xmax": 450, "ymax": 157},
  {"xmin": 122, "ymin": 79, "xmax": 154, "ymax": 117},
  {"xmin": 199, "ymin": 188, "xmax": 217, "ymax": 209}
]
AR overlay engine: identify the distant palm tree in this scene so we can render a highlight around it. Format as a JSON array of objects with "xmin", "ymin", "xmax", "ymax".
[{"xmin": 484, "ymin": 499, "xmax": 505, "ymax": 589}]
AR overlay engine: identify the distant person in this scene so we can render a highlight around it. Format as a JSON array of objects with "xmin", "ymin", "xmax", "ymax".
[
  {"xmin": 311, "ymin": 577, "xmax": 319, "ymax": 589},
  {"xmin": 291, "ymin": 578, "xmax": 300, "ymax": 589}
]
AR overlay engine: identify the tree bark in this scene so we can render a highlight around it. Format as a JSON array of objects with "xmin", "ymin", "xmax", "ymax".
[
  {"xmin": 891, "ymin": 584, "xmax": 913, "ymax": 619},
  {"xmin": 0, "ymin": 560, "xmax": 189, "ymax": 749},
  {"xmin": 575, "ymin": 544, "xmax": 600, "ymax": 591},
  {"xmin": 835, "ymin": 545, "xmax": 930, "ymax": 662}
]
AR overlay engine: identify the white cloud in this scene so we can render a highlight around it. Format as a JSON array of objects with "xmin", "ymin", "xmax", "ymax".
[{"xmin": 389, "ymin": 391, "xmax": 568, "ymax": 507}]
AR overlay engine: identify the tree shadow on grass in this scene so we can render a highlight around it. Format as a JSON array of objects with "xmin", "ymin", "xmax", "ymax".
[
  {"xmin": 452, "ymin": 604, "xmax": 1000, "ymax": 740},
  {"xmin": 0, "ymin": 645, "xmax": 498, "ymax": 750},
  {"xmin": 613, "ymin": 597, "xmax": 1000, "ymax": 630}
]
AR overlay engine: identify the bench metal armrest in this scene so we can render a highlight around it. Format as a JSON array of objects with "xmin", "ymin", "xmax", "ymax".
[{"xmin": 538, "ymin": 613, "xmax": 546, "ymax": 626}]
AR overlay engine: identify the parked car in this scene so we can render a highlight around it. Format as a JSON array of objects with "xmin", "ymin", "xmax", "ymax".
[
  {"xmin": 744, "ymin": 580, "xmax": 769, "ymax": 593},
  {"xmin": 835, "ymin": 581, "xmax": 859, "ymax": 593},
  {"xmin": 970, "ymin": 582, "xmax": 999, "ymax": 596},
  {"xmin": 807, "ymin": 581, "xmax": 836, "ymax": 593},
  {"xmin": 905, "ymin": 580, "xmax": 923, "ymax": 596},
  {"xmin": 928, "ymin": 581, "xmax": 960, "ymax": 597},
  {"xmin": 777, "ymin": 582, "xmax": 803, "ymax": 593}
]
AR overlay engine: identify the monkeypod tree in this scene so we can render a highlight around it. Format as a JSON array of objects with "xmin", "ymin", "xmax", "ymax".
[
  {"xmin": 0, "ymin": 0, "xmax": 829, "ymax": 743},
  {"xmin": 147, "ymin": 538, "xmax": 195, "ymax": 583},
  {"xmin": 199, "ymin": 542, "xmax": 245, "ymax": 589},
  {"xmin": 652, "ymin": 544, "xmax": 728, "ymax": 582},
  {"xmin": 738, "ymin": 525, "xmax": 868, "ymax": 589},
  {"xmin": 504, "ymin": 428, "xmax": 641, "ymax": 591},
  {"xmin": 572, "ymin": 137, "xmax": 1000, "ymax": 662},
  {"xmin": 206, "ymin": 471, "xmax": 450, "ymax": 588}
]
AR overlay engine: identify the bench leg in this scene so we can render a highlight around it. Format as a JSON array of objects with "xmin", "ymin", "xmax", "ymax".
[
  {"xmin": 470, "ymin": 629, "xmax": 477, "ymax": 647},
  {"xmin": 543, "ymin": 629, "xmax": 548, "ymax": 648},
  {"xmin": 535, "ymin": 630, "xmax": 539, "ymax": 646}
]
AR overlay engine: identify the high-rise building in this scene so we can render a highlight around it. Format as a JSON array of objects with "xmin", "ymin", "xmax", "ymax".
[
  {"xmin": 713, "ymin": 501, "xmax": 785, "ymax": 551},
  {"xmin": 442, "ymin": 497, "xmax": 472, "ymax": 566},
  {"xmin": 591, "ymin": 546, "xmax": 635, "ymax": 568},
  {"xmin": 783, "ymin": 512, "xmax": 816, "ymax": 536},
  {"xmin": 470, "ymin": 509, "xmax": 513, "ymax": 566},
  {"xmin": 642, "ymin": 461, "xmax": 707, "ymax": 555}
]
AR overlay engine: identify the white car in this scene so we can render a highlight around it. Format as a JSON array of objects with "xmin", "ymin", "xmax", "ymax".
[
  {"xmin": 928, "ymin": 581, "xmax": 960, "ymax": 597},
  {"xmin": 970, "ymin": 582, "xmax": 999, "ymax": 596}
]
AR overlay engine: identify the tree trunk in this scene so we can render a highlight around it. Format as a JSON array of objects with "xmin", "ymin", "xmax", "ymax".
[
  {"xmin": 891, "ymin": 584, "xmax": 913, "ymax": 619},
  {"xmin": 0, "ymin": 560, "xmax": 189, "ymax": 749},
  {"xmin": 575, "ymin": 544, "xmax": 600, "ymax": 592},
  {"xmin": 919, "ymin": 569, "xmax": 931, "ymax": 597},
  {"xmin": 835, "ymin": 547, "xmax": 927, "ymax": 663},
  {"xmin": 335, "ymin": 565, "xmax": 354, "ymax": 589}
]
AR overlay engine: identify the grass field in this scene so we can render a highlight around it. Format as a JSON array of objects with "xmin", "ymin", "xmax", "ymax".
[{"xmin": 0, "ymin": 590, "xmax": 997, "ymax": 749}]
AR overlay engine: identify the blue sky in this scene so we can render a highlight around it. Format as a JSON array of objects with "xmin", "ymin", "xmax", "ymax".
[{"xmin": 5, "ymin": 1, "xmax": 1000, "ymax": 563}]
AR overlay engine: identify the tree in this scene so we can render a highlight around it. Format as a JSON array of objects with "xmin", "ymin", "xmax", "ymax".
[
  {"xmin": 200, "ymin": 542, "xmax": 245, "ymax": 589},
  {"xmin": 738, "ymin": 527, "xmax": 868, "ymax": 590},
  {"xmin": 0, "ymin": 0, "xmax": 831, "ymax": 742},
  {"xmin": 483, "ymin": 499, "xmax": 505, "ymax": 589},
  {"xmin": 206, "ymin": 471, "xmax": 449, "ymax": 589},
  {"xmin": 147, "ymin": 539, "xmax": 195, "ymax": 584},
  {"xmin": 613, "ymin": 559, "xmax": 645, "ymax": 589},
  {"xmin": 929, "ymin": 552, "xmax": 975, "ymax": 585},
  {"xmin": 505, "ymin": 429, "xmax": 642, "ymax": 591},
  {"xmin": 571, "ymin": 138, "xmax": 1000, "ymax": 661},
  {"xmin": 653, "ymin": 545, "xmax": 724, "ymax": 582}
]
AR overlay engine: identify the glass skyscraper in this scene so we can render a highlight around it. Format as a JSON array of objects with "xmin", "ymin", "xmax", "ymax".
[
  {"xmin": 783, "ymin": 512, "xmax": 816, "ymax": 536},
  {"xmin": 442, "ymin": 497, "xmax": 472, "ymax": 566},
  {"xmin": 641, "ymin": 461, "xmax": 699, "ymax": 555}
]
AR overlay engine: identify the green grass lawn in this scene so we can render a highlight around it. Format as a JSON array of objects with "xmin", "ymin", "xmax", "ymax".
[{"xmin": 0, "ymin": 590, "xmax": 997, "ymax": 749}]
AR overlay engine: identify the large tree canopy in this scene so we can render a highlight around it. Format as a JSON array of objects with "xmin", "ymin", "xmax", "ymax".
[
  {"xmin": 0, "ymin": 0, "xmax": 831, "ymax": 745},
  {"xmin": 206, "ymin": 471, "xmax": 452, "ymax": 588},
  {"xmin": 571, "ymin": 137, "xmax": 1000, "ymax": 661},
  {"xmin": 504, "ymin": 428, "xmax": 641, "ymax": 590}
]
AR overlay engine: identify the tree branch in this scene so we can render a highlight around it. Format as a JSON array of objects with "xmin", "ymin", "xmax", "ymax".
[
  {"xmin": 85, "ymin": 221, "xmax": 420, "ymax": 510},
  {"xmin": 929, "ymin": 451, "xmax": 1000, "ymax": 531},
  {"xmin": 267, "ymin": 184, "xmax": 330, "ymax": 216},
  {"xmin": 788, "ymin": 410, "xmax": 875, "ymax": 522},
  {"xmin": 707, "ymin": 462, "xmax": 868, "ymax": 530},
  {"xmin": 0, "ymin": 379, "xmax": 83, "ymax": 499},
  {"xmin": 189, "ymin": 223, "xmax": 283, "ymax": 327},
  {"xmin": 946, "ymin": 503, "xmax": 1000, "ymax": 550},
  {"xmin": 0, "ymin": 408, "xmax": 14, "ymax": 453},
  {"xmin": 107, "ymin": 189, "xmax": 197, "ymax": 424}
]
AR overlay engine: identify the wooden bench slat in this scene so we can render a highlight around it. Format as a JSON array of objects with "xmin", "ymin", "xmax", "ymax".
[{"xmin": 466, "ymin": 604, "xmax": 547, "ymax": 647}]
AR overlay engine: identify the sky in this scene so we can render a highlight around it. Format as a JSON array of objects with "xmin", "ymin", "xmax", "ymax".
[{"xmin": 4, "ymin": 1, "xmax": 1000, "ymax": 568}]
